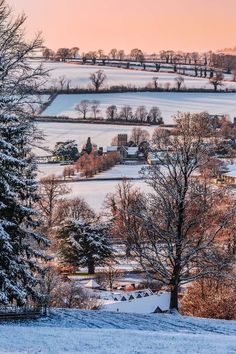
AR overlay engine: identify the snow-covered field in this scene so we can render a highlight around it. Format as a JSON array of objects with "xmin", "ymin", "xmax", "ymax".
[
  {"xmin": 68, "ymin": 180, "xmax": 149, "ymax": 211},
  {"xmin": 0, "ymin": 309, "xmax": 235, "ymax": 354},
  {"xmin": 37, "ymin": 163, "xmax": 145, "ymax": 180},
  {"xmin": 36, "ymin": 163, "xmax": 148, "ymax": 211},
  {"xmin": 41, "ymin": 92, "xmax": 236, "ymax": 124},
  {"xmin": 33, "ymin": 60, "xmax": 236, "ymax": 90},
  {"xmin": 36, "ymin": 121, "xmax": 156, "ymax": 152}
]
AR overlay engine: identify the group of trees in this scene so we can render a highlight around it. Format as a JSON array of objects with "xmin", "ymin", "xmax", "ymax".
[
  {"xmin": 75, "ymin": 100, "xmax": 101, "ymax": 119},
  {"xmin": 106, "ymin": 112, "xmax": 236, "ymax": 312},
  {"xmin": 43, "ymin": 47, "xmax": 80, "ymax": 61},
  {"xmin": 75, "ymin": 100, "xmax": 164, "ymax": 124},
  {"xmin": 74, "ymin": 151, "xmax": 120, "ymax": 178},
  {"xmin": 37, "ymin": 176, "xmax": 113, "ymax": 278},
  {"xmin": 107, "ymin": 105, "xmax": 163, "ymax": 124},
  {"xmin": 43, "ymin": 46, "xmax": 212, "ymax": 67}
]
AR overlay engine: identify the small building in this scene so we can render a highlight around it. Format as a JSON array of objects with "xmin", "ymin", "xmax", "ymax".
[
  {"xmin": 101, "ymin": 290, "xmax": 170, "ymax": 314},
  {"xmin": 118, "ymin": 134, "xmax": 128, "ymax": 147},
  {"xmin": 120, "ymin": 146, "xmax": 145, "ymax": 161},
  {"xmin": 221, "ymin": 171, "xmax": 236, "ymax": 185}
]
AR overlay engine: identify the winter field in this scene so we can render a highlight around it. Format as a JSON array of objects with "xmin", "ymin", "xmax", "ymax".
[
  {"xmin": 33, "ymin": 60, "xmax": 236, "ymax": 90},
  {"xmin": 37, "ymin": 164, "xmax": 148, "ymax": 211},
  {"xmin": 41, "ymin": 92, "xmax": 236, "ymax": 124},
  {"xmin": 0, "ymin": 309, "xmax": 235, "ymax": 354},
  {"xmin": 36, "ymin": 121, "xmax": 157, "ymax": 152},
  {"xmin": 37, "ymin": 163, "xmax": 145, "ymax": 179}
]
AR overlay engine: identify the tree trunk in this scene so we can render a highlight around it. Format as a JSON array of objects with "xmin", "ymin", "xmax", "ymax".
[
  {"xmin": 88, "ymin": 261, "xmax": 95, "ymax": 275},
  {"xmin": 170, "ymin": 283, "xmax": 179, "ymax": 310}
]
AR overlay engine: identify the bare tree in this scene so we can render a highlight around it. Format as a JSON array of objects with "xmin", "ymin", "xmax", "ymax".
[
  {"xmin": 37, "ymin": 175, "xmax": 70, "ymax": 230},
  {"xmin": 97, "ymin": 49, "xmax": 105, "ymax": 59},
  {"xmin": 119, "ymin": 105, "xmax": 133, "ymax": 121},
  {"xmin": 70, "ymin": 47, "xmax": 80, "ymax": 58},
  {"xmin": 89, "ymin": 70, "xmax": 107, "ymax": 91},
  {"xmin": 75, "ymin": 100, "xmax": 91, "ymax": 119},
  {"xmin": 152, "ymin": 127, "xmax": 171, "ymax": 145},
  {"xmin": 209, "ymin": 73, "xmax": 224, "ymax": 91},
  {"xmin": 117, "ymin": 50, "xmax": 125, "ymax": 60},
  {"xmin": 55, "ymin": 197, "xmax": 96, "ymax": 223},
  {"xmin": 57, "ymin": 75, "xmax": 71, "ymax": 90},
  {"xmin": 122, "ymin": 112, "xmax": 236, "ymax": 311},
  {"xmin": 51, "ymin": 279, "xmax": 101, "ymax": 309},
  {"xmin": 130, "ymin": 48, "xmax": 144, "ymax": 62},
  {"xmin": 134, "ymin": 105, "xmax": 148, "ymax": 123},
  {"xmin": 105, "ymin": 180, "xmax": 144, "ymax": 256},
  {"xmin": 56, "ymin": 48, "xmax": 70, "ymax": 61},
  {"xmin": 129, "ymin": 127, "xmax": 150, "ymax": 145},
  {"xmin": 175, "ymin": 76, "xmax": 184, "ymax": 90},
  {"xmin": 152, "ymin": 77, "xmax": 159, "ymax": 90},
  {"xmin": 43, "ymin": 47, "xmax": 54, "ymax": 60},
  {"xmin": 149, "ymin": 106, "xmax": 163, "ymax": 124},
  {"xmin": 90, "ymin": 100, "xmax": 100, "ymax": 119},
  {"xmin": 109, "ymin": 48, "xmax": 118, "ymax": 59},
  {"xmin": 106, "ymin": 105, "xmax": 118, "ymax": 120}
]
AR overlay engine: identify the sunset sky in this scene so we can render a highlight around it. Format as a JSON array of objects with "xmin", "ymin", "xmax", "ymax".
[{"xmin": 8, "ymin": 0, "xmax": 236, "ymax": 53}]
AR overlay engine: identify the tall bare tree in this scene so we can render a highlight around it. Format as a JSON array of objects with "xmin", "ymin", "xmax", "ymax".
[
  {"xmin": 89, "ymin": 70, "xmax": 107, "ymax": 91},
  {"xmin": 37, "ymin": 175, "xmax": 70, "ymax": 230},
  {"xmin": 175, "ymin": 76, "xmax": 184, "ymax": 90},
  {"xmin": 129, "ymin": 127, "xmax": 150, "ymax": 145},
  {"xmin": 209, "ymin": 73, "xmax": 224, "ymax": 91},
  {"xmin": 90, "ymin": 100, "xmax": 100, "ymax": 119},
  {"xmin": 75, "ymin": 100, "xmax": 91, "ymax": 119},
  {"xmin": 120, "ymin": 112, "xmax": 236, "ymax": 310}
]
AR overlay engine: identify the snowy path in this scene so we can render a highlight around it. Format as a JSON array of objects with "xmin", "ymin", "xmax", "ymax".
[{"xmin": 0, "ymin": 310, "xmax": 235, "ymax": 353}]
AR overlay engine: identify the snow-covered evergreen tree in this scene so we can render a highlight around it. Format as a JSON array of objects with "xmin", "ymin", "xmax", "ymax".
[
  {"xmin": 0, "ymin": 0, "xmax": 48, "ymax": 306},
  {"xmin": 57, "ymin": 220, "xmax": 113, "ymax": 274}
]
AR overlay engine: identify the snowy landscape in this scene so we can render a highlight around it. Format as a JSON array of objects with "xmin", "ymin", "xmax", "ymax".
[
  {"xmin": 42, "ymin": 91, "xmax": 236, "ymax": 124},
  {"xmin": 33, "ymin": 60, "xmax": 236, "ymax": 90},
  {"xmin": 1, "ymin": 310, "xmax": 235, "ymax": 354},
  {"xmin": 1, "ymin": 0, "xmax": 236, "ymax": 353},
  {"xmin": 36, "ymin": 121, "xmax": 156, "ymax": 152}
]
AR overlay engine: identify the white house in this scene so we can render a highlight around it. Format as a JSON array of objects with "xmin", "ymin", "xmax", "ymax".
[{"xmin": 101, "ymin": 291, "xmax": 170, "ymax": 314}]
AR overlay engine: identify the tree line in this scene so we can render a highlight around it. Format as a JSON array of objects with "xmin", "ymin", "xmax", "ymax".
[
  {"xmin": 43, "ymin": 46, "xmax": 213, "ymax": 66},
  {"xmin": 75, "ymin": 99, "xmax": 164, "ymax": 124}
]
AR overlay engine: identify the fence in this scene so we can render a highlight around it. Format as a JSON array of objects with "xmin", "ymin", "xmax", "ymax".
[{"xmin": 0, "ymin": 306, "xmax": 46, "ymax": 320}]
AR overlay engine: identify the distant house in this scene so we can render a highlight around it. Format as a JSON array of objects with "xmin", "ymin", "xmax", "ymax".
[
  {"xmin": 221, "ymin": 171, "xmax": 236, "ymax": 185},
  {"xmin": 215, "ymin": 162, "xmax": 236, "ymax": 186},
  {"xmin": 101, "ymin": 290, "xmax": 170, "ymax": 314},
  {"xmin": 120, "ymin": 146, "xmax": 145, "ymax": 161}
]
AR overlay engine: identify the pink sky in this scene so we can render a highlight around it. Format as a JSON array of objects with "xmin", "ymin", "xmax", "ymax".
[{"xmin": 7, "ymin": 0, "xmax": 236, "ymax": 53}]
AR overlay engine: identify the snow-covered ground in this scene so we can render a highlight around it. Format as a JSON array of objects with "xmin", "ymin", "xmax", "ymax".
[
  {"xmin": 36, "ymin": 163, "xmax": 148, "ymax": 211},
  {"xmin": 36, "ymin": 121, "xmax": 156, "ymax": 152},
  {"xmin": 41, "ymin": 92, "xmax": 236, "ymax": 124},
  {"xmin": 37, "ymin": 163, "xmax": 146, "ymax": 180},
  {"xmin": 33, "ymin": 60, "xmax": 236, "ymax": 90},
  {"xmin": 37, "ymin": 163, "xmax": 69, "ymax": 178},
  {"xmin": 0, "ymin": 309, "xmax": 235, "ymax": 354},
  {"xmin": 68, "ymin": 180, "xmax": 149, "ymax": 211},
  {"xmin": 91, "ymin": 164, "xmax": 145, "ymax": 179}
]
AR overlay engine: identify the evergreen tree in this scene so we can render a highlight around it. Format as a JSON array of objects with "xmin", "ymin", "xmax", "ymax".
[
  {"xmin": 53, "ymin": 140, "xmax": 79, "ymax": 161},
  {"xmin": 0, "ymin": 0, "xmax": 48, "ymax": 306},
  {"xmin": 57, "ymin": 220, "xmax": 113, "ymax": 274},
  {"xmin": 85, "ymin": 137, "xmax": 92, "ymax": 154}
]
